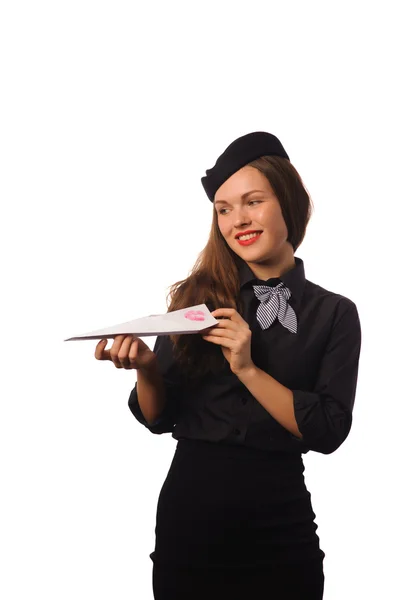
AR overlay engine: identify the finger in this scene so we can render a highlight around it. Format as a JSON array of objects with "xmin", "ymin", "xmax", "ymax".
[
  {"xmin": 203, "ymin": 328, "xmax": 237, "ymax": 340},
  {"xmin": 95, "ymin": 339, "xmax": 110, "ymax": 360},
  {"xmin": 212, "ymin": 308, "xmax": 249, "ymax": 327},
  {"xmin": 118, "ymin": 335, "xmax": 137, "ymax": 369},
  {"xmin": 127, "ymin": 338, "xmax": 140, "ymax": 367},
  {"xmin": 212, "ymin": 308, "xmax": 236, "ymax": 317},
  {"xmin": 209, "ymin": 319, "xmax": 240, "ymax": 332},
  {"xmin": 110, "ymin": 335, "xmax": 131, "ymax": 369},
  {"xmin": 202, "ymin": 334, "xmax": 234, "ymax": 349},
  {"xmin": 206, "ymin": 318, "xmax": 245, "ymax": 336}
]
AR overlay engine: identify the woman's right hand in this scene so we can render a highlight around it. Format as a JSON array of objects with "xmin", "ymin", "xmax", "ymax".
[{"xmin": 94, "ymin": 335, "xmax": 157, "ymax": 370}]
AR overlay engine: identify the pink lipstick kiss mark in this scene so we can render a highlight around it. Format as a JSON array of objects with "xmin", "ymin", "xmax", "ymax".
[{"xmin": 184, "ymin": 310, "xmax": 206, "ymax": 322}]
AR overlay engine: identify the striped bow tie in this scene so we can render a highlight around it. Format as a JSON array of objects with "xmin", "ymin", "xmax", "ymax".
[{"xmin": 252, "ymin": 282, "xmax": 298, "ymax": 333}]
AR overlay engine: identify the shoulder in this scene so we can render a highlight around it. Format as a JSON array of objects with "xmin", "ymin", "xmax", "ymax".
[{"xmin": 304, "ymin": 278, "xmax": 359, "ymax": 323}]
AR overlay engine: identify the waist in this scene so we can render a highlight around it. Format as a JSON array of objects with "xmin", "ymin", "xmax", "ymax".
[{"xmin": 175, "ymin": 437, "xmax": 304, "ymax": 473}]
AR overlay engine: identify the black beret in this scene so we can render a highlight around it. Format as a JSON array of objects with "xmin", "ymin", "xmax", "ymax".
[{"xmin": 201, "ymin": 131, "xmax": 290, "ymax": 202}]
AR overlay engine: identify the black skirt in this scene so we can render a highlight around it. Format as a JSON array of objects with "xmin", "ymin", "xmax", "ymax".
[{"xmin": 150, "ymin": 438, "xmax": 325, "ymax": 600}]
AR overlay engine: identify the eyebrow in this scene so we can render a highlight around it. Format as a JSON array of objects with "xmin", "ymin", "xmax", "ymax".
[{"xmin": 214, "ymin": 189, "xmax": 266, "ymax": 205}]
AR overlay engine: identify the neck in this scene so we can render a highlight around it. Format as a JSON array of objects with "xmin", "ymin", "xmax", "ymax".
[{"xmin": 245, "ymin": 246, "xmax": 296, "ymax": 281}]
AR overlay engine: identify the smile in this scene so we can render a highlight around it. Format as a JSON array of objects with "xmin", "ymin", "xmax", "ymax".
[{"xmin": 236, "ymin": 232, "xmax": 263, "ymax": 246}]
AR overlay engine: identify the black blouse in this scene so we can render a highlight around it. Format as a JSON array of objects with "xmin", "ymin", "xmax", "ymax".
[{"xmin": 128, "ymin": 256, "xmax": 362, "ymax": 455}]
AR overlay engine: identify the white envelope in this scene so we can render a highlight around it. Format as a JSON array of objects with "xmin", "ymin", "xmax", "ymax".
[{"xmin": 64, "ymin": 303, "xmax": 219, "ymax": 341}]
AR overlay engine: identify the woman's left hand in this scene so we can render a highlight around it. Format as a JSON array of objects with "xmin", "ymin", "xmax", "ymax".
[{"xmin": 201, "ymin": 308, "xmax": 255, "ymax": 376}]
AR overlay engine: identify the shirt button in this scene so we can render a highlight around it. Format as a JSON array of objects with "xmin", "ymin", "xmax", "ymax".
[
  {"xmin": 241, "ymin": 397, "xmax": 248, "ymax": 405},
  {"xmin": 234, "ymin": 428, "xmax": 240, "ymax": 435}
]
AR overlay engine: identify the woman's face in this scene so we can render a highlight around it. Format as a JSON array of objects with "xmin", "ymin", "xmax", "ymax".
[{"xmin": 214, "ymin": 165, "xmax": 291, "ymax": 263}]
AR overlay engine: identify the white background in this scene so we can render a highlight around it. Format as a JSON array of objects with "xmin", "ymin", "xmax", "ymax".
[{"xmin": 1, "ymin": 1, "xmax": 398, "ymax": 598}]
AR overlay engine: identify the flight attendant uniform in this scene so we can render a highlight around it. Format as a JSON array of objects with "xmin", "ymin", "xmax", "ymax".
[
  {"xmin": 128, "ymin": 257, "xmax": 361, "ymax": 600},
  {"xmin": 128, "ymin": 132, "xmax": 362, "ymax": 599}
]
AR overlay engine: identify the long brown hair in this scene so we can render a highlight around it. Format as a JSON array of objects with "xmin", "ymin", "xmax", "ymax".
[{"xmin": 165, "ymin": 155, "xmax": 314, "ymax": 381}]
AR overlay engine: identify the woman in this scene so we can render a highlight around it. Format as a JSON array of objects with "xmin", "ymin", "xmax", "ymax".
[{"xmin": 95, "ymin": 131, "xmax": 362, "ymax": 599}]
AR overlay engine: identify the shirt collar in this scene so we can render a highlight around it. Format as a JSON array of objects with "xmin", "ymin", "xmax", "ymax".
[{"xmin": 236, "ymin": 255, "xmax": 306, "ymax": 308}]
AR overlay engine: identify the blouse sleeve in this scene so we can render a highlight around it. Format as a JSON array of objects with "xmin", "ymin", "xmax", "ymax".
[
  {"xmin": 292, "ymin": 301, "xmax": 362, "ymax": 454},
  {"xmin": 127, "ymin": 334, "xmax": 184, "ymax": 434}
]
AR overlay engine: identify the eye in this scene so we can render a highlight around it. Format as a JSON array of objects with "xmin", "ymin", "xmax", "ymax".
[{"xmin": 218, "ymin": 200, "xmax": 262, "ymax": 215}]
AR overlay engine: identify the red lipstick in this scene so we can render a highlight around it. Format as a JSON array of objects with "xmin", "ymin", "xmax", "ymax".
[{"xmin": 236, "ymin": 230, "xmax": 263, "ymax": 246}]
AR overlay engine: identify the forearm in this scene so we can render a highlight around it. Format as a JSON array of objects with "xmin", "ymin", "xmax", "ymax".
[
  {"xmin": 136, "ymin": 362, "xmax": 167, "ymax": 426},
  {"xmin": 237, "ymin": 365, "xmax": 303, "ymax": 439}
]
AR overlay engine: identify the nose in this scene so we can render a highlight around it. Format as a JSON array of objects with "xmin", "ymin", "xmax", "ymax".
[{"xmin": 234, "ymin": 206, "xmax": 251, "ymax": 228}]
